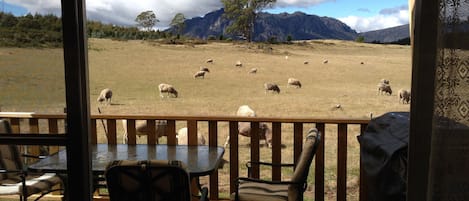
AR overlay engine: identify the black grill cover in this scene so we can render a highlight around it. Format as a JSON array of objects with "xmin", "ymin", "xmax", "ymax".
[{"xmin": 358, "ymin": 112, "xmax": 409, "ymax": 201}]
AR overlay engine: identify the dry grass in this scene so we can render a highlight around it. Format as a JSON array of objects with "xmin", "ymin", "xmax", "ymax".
[{"xmin": 0, "ymin": 39, "xmax": 411, "ymax": 201}]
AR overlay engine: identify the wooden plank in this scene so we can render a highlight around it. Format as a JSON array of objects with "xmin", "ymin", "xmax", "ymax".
[
  {"xmin": 293, "ymin": 123, "xmax": 303, "ymax": 165},
  {"xmin": 208, "ymin": 121, "xmax": 219, "ymax": 200},
  {"xmin": 48, "ymin": 119, "xmax": 59, "ymax": 154},
  {"xmin": 271, "ymin": 122, "xmax": 281, "ymax": 181},
  {"xmin": 229, "ymin": 121, "xmax": 239, "ymax": 194},
  {"xmin": 106, "ymin": 119, "xmax": 117, "ymax": 145},
  {"xmin": 187, "ymin": 120, "xmax": 197, "ymax": 146},
  {"xmin": 359, "ymin": 123, "xmax": 368, "ymax": 201},
  {"xmin": 10, "ymin": 118, "xmax": 20, "ymax": 133},
  {"xmin": 315, "ymin": 123, "xmax": 325, "ymax": 201},
  {"xmin": 166, "ymin": 120, "xmax": 177, "ymax": 145},
  {"xmin": 146, "ymin": 120, "xmax": 156, "ymax": 145},
  {"xmin": 250, "ymin": 122, "xmax": 260, "ymax": 179},
  {"xmin": 337, "ymin": 123, "xmax": 348, "ymax": 201},
  {"xmin": 126, "ymin": 119, "xmax": 136, "ymax": 145},
  {"xmin": 29, "ymin": 118, "xmax": 40, "ymax": 157}
]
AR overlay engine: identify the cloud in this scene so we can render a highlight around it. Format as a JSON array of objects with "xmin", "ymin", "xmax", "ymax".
[
  {"xmin": 274, "ymin": 0, "xmax": 333, "ymax": 8},
  {"xmin": 357, "ymin": 8, "xmax": 371, "ymax": 13},
  {"xmin": 339, "ymin": 5, "xmax": 409, "ymax": 33},
  {"xmin": 5, "ymin": 0, "xmax": 409, "ymax": 32}
]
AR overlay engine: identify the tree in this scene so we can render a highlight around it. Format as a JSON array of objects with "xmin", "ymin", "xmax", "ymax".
[
  {"xmin": 135, "ymin": 10, "xmax": 158, "ymax": 31},
  {"xmin": 170, "ymin": 13, "xmax": 186, "ymax": 38},
  {"xmin": 221, "ymin": 0, "xmax": 276, "ymax": 42}
]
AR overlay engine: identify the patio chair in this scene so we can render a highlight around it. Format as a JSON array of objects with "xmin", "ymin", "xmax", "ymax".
[
  {"xmin": 231, "ymin": 128, "xmax": 321, "ymax": 201},
  {"xmin": 105, "ymin": 160, "xmax": 208, "ymax": 201},
  {"xmin": 0, "ymin": 119, "xmax": 64, "ymax": 201}
]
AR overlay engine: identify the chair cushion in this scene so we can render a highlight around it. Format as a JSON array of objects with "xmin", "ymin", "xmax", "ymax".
[
  {"xmin": 232, "ymin": 180, "xmax": 289, "ymax": 201},
  {"xmin": 0, "ymin": 173, "xmax": 62, "ymax": 196}
]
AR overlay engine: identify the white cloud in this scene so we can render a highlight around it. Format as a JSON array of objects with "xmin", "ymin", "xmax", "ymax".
[
  {"xmin": 339, "ymin": 5, "xmax": 409, "ymax": 32},
  {"xmin": 5, "ymin": 0, "xmax": 409, "ymax": 32}
]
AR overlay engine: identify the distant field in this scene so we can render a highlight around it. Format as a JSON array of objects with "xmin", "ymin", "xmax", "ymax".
[{"xmin": 0, "ymin": 39, "xmax": 411, "ymax": 201}]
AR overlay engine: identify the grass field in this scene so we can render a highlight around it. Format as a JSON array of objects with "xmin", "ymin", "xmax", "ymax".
[{"xmin": 0, "ymin": 39, "xmax": 411, "ymax": 200}]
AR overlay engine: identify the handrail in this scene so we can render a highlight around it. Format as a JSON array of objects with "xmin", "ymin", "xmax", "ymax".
[{"xmin": 0, "ymin": 112, "xmax": 370, "ymax": 201}]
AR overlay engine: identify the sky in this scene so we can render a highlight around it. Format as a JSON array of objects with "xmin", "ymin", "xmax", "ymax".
[{"xmin": 1, "ymin": 0, "xmax": 410, "ymax": 33}]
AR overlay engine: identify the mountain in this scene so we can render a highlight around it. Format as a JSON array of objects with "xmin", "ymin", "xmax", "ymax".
[
  {"xmin": 359, "ymin": 24, "xmax": 410, "ymax": 43},
  {"xmin": 168, "ymin": 9, "xmax": 359, "ymax": 41}
]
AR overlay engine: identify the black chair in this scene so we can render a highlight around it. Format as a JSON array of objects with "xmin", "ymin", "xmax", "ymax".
[
  {"xmin": 0, "ymin": 119, "xmax": 64, "ymax": 201},
  {"xmin": 105, "ymin": 160, "xmax": 208, "ymax": 201},
  {"xmin": 232, "ymin": 128, "xmax": 321, "ymax": 201}
]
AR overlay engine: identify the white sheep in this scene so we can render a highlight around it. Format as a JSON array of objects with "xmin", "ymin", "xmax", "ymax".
[
  {"xmin": 235, "ymin": 61, "xmax": 243, "ymax": 67},
  {"xmin": 158, "ymin": 83, "xmax": 178, "ymax": 98},
  {"xmin": 323, "ymin": 59, "xmax": 328, "ymax": 64},
  {"xmin": 97, "ymin": 88, "xmax": 112, "ymax": 104},
  {"xmin": 193, "ymin": 70, "xmax": 207, "ymax": 79},
  {"xmin": 248, "ymin": 68, "xmax": 257, "ymax": 74},
  {"xmin": 398, "ymin": 89, "xmax": 411, "ymax": 104},
  {"xmin": 377, "ymin": 82, "xmax": 392, "ymax": 95},
  {"xmin": 206, "ymin": 59, "xmax": 214, "ymax": 63},
  {"xmin": 287, "ymin": 78, "xmax": 302, "ymax": 88},
  {"xmin": 304, "ymin": 61, "xmax": 309, "ymax": 64},
  {"xmin": 223, "ymin": 105, "xmax": 272, "ymax": 148},
  {"xmin": 121, "ymin": 119, "xmax": 167, "ymax": 144},
  {"xmin": 264, "ymin": 83, "xmax": 280, "ymax": 94},
  {"xmin": 176, "ymin": 127, "xmax": 206, "ymax": 145}
]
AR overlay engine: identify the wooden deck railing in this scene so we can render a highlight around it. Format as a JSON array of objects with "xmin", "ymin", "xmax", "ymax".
[{"xmin": 0, "ymin": 112, "xmax": 370, "ymax": 201}]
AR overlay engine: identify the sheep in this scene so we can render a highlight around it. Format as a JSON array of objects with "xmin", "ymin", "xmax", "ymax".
[
  {"xmin": 304, "ymin": 61, "xmax": 309, "ymax": 64},
  {"xmin": 323, "ymin": 59, "xmax": 328, "ymax": 64},
  {"xmin": 287, "ymin": 78, "xmax": 302, "ymax": 88},
  {"xmin": 200, "ymin": 66, "xmax": 210, "ymax": 73},
  {"xmin": 264, "ymin": 83, "xmax": 280, "ymax": 94},
  {"xmin": 248, "ymin": 68, "xmax": 257, "ymax": 74},
  {"xmin": 121, "ymin": 119, "xmax": 167, "ymax": 144},
  {"xmin": 235, "ymin": 61, "xmax": 243, "ymax": 67},
  {"xmin": 223, "ymin": 105, "xmax": 272, "ymax": 148},
  {"xmin": 97, "ymin": 88, "xmax": 113, "ymax": 104},
  {"xmin": 206, "ymin": 59, "xmax": 214, "ymax": 63},
  {"xmin": 193, "ymin": 70, "xmax": 207, "ymax": 79},
  {"xmin": 380, "ymin": 79, "xmax": 390, "ymax": 85},
  {"xmin": 377, "ymin": 82, "xmax": 392, "ymax": 95},
  {"xmin": 158, "ymin": 83, "xmax": 178, "ymax": 98},
  {"xmin": 176, "ymin": 127, "xmax": 206, "ymax": 145},
  {"xmin": 398, "ymin": 89, "xmax": 411, "ymax": 104}
]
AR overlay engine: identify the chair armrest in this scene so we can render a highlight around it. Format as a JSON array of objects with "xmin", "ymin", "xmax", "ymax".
[
  {"xmin": 246, "ymin": 161, "xmax": 294, "ymax": 177},
  {"xmin": 22, "ymin": 154, "xmax": 47, "ymax": 159}
]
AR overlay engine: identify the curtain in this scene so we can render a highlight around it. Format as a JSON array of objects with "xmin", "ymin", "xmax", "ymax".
[{"xmin": 428, "ymin": 0, "xmax": 469, "ymax": 200}]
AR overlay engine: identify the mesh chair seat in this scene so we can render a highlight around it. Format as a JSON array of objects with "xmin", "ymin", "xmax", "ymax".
[
  {"xmin": 0, "ymin": 119, "xmax": 63, "ymax": 201},
  {"xmin": 232, "ymin": 128, "xmax": 321, "ymax": 201}
]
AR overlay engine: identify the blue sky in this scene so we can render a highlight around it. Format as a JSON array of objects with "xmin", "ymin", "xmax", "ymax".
[{"xmin": 2, "ymin": 0, "xmax": 410, "ymax": 33}]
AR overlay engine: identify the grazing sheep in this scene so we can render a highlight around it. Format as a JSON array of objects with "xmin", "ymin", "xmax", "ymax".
[
  {"xmin": 200, "ymin": 66, "xmax": 210, "ymax": 73},
  {"xmin": 360, "ymin": 62, "xmax": 365, "ymax": 64},
  {"xmin": 380, "ymin": 79, "xmax": 390, "ymax": 85},
  {"xmin": 158, "ymin": 83, "xmax": 178, "ymax": 98},
  {"xmin": 248, "ymin": 68, "xmax": 257, "ymax": 74},
  {"xmin": 264, "ymin": 83, "xmax": 280, "ymax": 94},
  {"xmin": 377, "ymin": 82, "xmax": 392, "ymax": 95},
  {"xmin": 304, "ymin": 61, "xmax": 309, "ymax": 64},
  {"xmin": 193, "ymin": 70, "xmax": 207, "ymax": 79},
  {"xmin": 206, "ymin": 59, "xmax": 213, "ymax": 63},
  {"xmin": 97, "ymin": 88, "xmax": 113, "ymax": 104},
  {"xmin": 223, "ymin": 105, "xmax": 272, "ymax": 148},
  {"xmin": 176, "ymin": 127, "xmax": 206, "ymax": 145},
  {"xmin": 287, "ymin": 78, "xmax": 302, "ymax": 88},
  {"xmin": 235, "ymin": 61, "xmax": 243, "ymax": 67},
  {"xmin": 323, "ymin": 59, "xmax": 328, "ymax": 64},
  {"xmin": 398, "ymin": 89, "xmax": 411, "ymax": 104},
  {"xmin": 285, "ymin": 56, "xmax": 289, "ymax": 60},
  {"xmin": 121, "ymin": 119, "xmax": 167, "ymax": 144}
]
